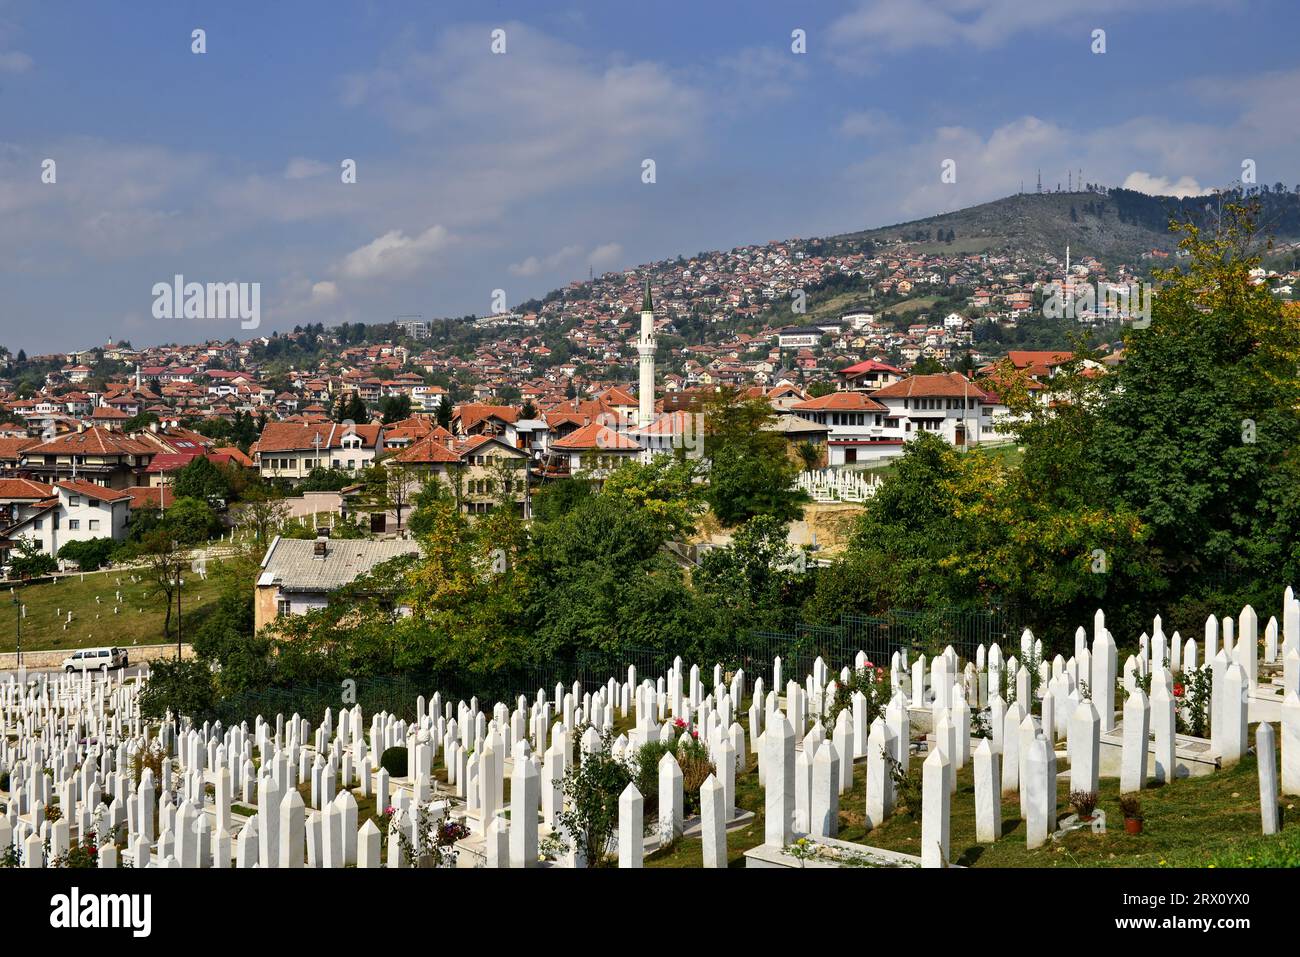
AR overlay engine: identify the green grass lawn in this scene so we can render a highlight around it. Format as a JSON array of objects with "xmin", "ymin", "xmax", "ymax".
[
  {"xmin": 859, "ymin": 442, "xmax": 1024, "ymax": 481},
  {"xmin": 7, "ymin": 569, "xmax": 222, "ymax": 653}
]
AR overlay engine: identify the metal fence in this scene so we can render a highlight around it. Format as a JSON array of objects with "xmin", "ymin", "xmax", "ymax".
[{"xmin": 207, "ymin": 604, "xmax": 1015, "ymax": 724}]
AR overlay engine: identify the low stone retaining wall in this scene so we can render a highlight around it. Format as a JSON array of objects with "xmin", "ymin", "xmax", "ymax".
[{"xmin": 0, "ymin": 643, "xmax": 194, "ymax": 670}]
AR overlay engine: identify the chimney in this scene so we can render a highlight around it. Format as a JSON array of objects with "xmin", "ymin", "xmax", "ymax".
[{"xmin": 313, "ymin": 528, "xmax": 330, "ymax": 559}]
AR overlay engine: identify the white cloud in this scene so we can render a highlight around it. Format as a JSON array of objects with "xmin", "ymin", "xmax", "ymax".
[
  {"xmin": 340, "ymin": 22, "xmax": 704, "ymax": 207},
  {"xmin": 588, "ymin": 242, "xmax": 623, "ymax": 268},
  {"xmin": 284, "ymin": 157, "xmax": 329, "ymax": 180},
  {"xmin": 310, "ymin": 280, "xmax": 339, "ymax": 303},
  {"xmin": 509, "ymin": 244, "xmax": 582, "ymax": 277},
  {"xmin": 509, "ymin": 242, "xmax": 624, "ymax": 278},
  {"xmin": 1121, "ymin": 171, "xmax": 1212, "ymax": 198},
  {"xmin": 829, "ymin": 0, "xmax": 1209, "ymax": 62},
  {"xmin": 337, "ymin": 225, "xmax": 453, "ymax": 281}
]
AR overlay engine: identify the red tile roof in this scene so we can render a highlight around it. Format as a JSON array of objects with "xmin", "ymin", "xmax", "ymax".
[
  {"xmin": 550, "ymin": 422, "xmax": 641, "ymax": 452},
  {"xmin": 871, "ymin": 373, "xmax": 994, "ymax": 401},
  {"xmin": 790, "ymin": 392, "xmax": 888, "ymax": 412}
]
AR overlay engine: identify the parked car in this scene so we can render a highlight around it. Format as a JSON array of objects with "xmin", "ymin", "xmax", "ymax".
[{"xmin": 62, "ymin": 647, "xmax": 129, "ymax": 672}]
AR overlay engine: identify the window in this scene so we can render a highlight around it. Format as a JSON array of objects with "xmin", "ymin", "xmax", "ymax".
[
  {"xmin": 277, "ymin": 597, "xmax": 291, "ymax": 616},
  {"xmin": 68, "ymin": 520, "xmax": 80, "ymax": 530},
  {"xmin": 70, "ymin": 495, "xmax": 81, "ymax": 506},
  {"xmin": 35, "ymin": 519, "xmax": 42, "ymax": 529},
  {"xmin": 89, "ymin": 520, "xmax": 100, "ymax": 531}
]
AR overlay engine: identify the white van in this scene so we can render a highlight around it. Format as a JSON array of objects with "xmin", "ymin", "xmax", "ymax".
[{"xmin": 62, "ymin": 647, "xmax": 129, "ymax": 672}]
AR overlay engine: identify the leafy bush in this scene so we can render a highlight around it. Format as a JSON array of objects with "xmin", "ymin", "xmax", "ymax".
[
  {"xmin": 675, "ymin": 738, "xmax": 715, "ymax": 814},
  {"xmin": 824, "ymin": 664, "xmax": 892, "ymax": 729},
  {"xmin": 380, "ymin": 746, "xmax": 409, "ymax": 778},
  {"xmin": 557, "ymin": 727, "xmax": 633, "ymax": 866},
  {"xmin": 57, "ymin": 537, "xmax": 116, "ymax": 571},
  {"xmin": 1175, "ymin": 666, "xmax": 1211, "ymax": 738},
  {"xmin": 130, "ymin": 743, "xmax": 167, "ymax": 786},
  {"xmin": 7, "ymin": 538, "xmax": 56, "ymax": 578}
]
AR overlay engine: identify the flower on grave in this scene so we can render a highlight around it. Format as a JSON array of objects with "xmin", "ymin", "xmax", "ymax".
[
  {"xmin": 864, "ymin": 661, "xmax": 874, "ymax": 670},
  {"xmin": 691, "ymin": 730, "xmax": 698, "ymax": 739},
  {"xmin": 1172, "ymin": 683, "xmax": 1185, "ymax": 698},
  {"xmin": 383, "ymin": 805, "xmax": 395, "ymax": 816},
  {"xmin": 673, "ymin": 718, "xmax": 688, "ymax": 730}
]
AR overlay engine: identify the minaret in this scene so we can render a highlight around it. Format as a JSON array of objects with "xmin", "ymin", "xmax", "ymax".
[{"xmin": 637, "ymin": 279, "xmax": 656, "ymax": 427}]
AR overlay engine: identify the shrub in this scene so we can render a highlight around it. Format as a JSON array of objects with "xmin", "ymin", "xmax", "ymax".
[
  {"xmin": 380, "ymin": 746, "xmax": 409, "ymax": 778},
  {"xmin": 7, "ymin": 538, "xmax": 56, "ymax": 578},
  {"xmin": 630, "ymin": 741, "xmax": 674, "ymax": 805},
  {"xmin": 0, "ymin": 771, "xmax": 9, "ymax": 791},
  {"xmin": 632, "ymin": 722, "xmax": 716, "ymax": 816},
  {"xmin": 557, "ymin": 726, "xmax": 633, "ymax": 866},
  {"xmin": 824, "ymin": 664, "xmax": 892, "ymax": 729},
  {"xmin": 675, "ymin": 738, "xmax": 715, "ymax": 815},
  {"xmin": 130, "ymin": 743, "xmax": 166, "ymax": 786},
  {"xmin": 57, "ymin": 537, "xmax": 117, "ymax": 571}
]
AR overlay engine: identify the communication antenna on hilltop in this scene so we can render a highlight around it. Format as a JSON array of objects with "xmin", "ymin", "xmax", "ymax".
[
  {"xmin": 1036, "ymin": 169, "xmax": 1042, "ymax": 194},
  {"xmin": 1068, "ymin": 169, "xmax": 1072, "ymax": 192}
]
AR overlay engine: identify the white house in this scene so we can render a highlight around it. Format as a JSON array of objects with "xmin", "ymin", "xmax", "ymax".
[
  {"xmin": 789, "ymin": 391, "xmax": 903, "ymax": 466},
  {"xmin": 6, "ymin": 479, "xmax": 131, "ymax": 556},
  {"xmin": 252, "ymin": 421, "xmax": 385, "ymax": 482},
  {"xmin": 871, "ymin": 372, "xmax": 996, "ymax": 447}
]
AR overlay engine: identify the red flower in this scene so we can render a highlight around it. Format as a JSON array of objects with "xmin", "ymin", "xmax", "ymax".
[
  {"xmin": 673, "ymin": 718, "xmax": 687, "ymax": 729},
  {"xmin": 691, "ymin": 730, "xmax": 699, "ymax": 739},
  {"xmin": 1173, "ymin": 683, "xmax": 1185, "ymax": 698}
]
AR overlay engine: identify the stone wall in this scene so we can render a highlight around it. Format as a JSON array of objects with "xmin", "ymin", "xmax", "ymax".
[{"xmin": 0, "ymin": 642, "xmax": 194, "ymax": 670}]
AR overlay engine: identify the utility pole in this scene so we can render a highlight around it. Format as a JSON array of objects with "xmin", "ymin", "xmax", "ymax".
[
  {"xmin": 12, "ymin": 596, "xmax": 20, "ymax": 668},
  {"xmin": 174, "ymin": 540, "xmax": 183, "ymax": 661}
]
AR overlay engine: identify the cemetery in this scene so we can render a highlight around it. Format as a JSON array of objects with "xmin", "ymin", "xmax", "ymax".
[
  {"xmin": 1, "ymin": 589, "xmax": 1298, "ymax": 870},
  {"xmin": 3, "ymin": 570, "xmax": 220, "ymax": 658}
]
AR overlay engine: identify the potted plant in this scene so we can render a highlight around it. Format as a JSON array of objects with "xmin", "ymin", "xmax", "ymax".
[
  {"xmin": 1069, "ymin": 790, "xmax": 1099, "ymax": 823},
  {"xmin": 1119, "ymin": 793, "xmax": 1143, "ymax": 835}
]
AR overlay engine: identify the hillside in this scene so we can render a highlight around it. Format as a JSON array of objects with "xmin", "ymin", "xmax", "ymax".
[{"xmin": 833, "ymin": 188, "xmax": 1300, "ymax": 266}]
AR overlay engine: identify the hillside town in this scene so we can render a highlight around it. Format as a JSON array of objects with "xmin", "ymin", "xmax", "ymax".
[{"xmin": 4, "ymin": 219, "xmax": 1298, "ymax": 560}]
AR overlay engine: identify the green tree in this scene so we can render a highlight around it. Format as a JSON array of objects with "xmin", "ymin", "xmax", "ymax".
[
  {"xmin": 161, "ymin": 496, "xmax": 220, "ymax": 545},
  {"xmin": 138, "ymin": 658, "xmax": 217, "ymax": 722},
  {"xmin": 173, "ymin": 456, "xmax": 231, "ymax": 502},
  {"xmin": 1093, "ymin": 203, "xmax": 1300, "ymax": 619},
  {"xmin": 703, "ymin": 395, "xmax": 806, "ymax": 526}
]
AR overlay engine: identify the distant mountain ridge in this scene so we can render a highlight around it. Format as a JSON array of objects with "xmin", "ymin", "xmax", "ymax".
[{"xmin": 831, "ymin": 187, "xmax": 1300, "ymax": 265}]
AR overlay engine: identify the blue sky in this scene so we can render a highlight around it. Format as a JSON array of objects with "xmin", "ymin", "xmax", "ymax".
[{"xmin": 0, "ymin": 0, "xmax": 1295, "ymax": 352}]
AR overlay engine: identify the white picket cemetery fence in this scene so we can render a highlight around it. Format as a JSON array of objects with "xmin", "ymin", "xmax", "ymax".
[
  {"xmin": 795, "ymin": 469, "xmax": 881, "ymax": 504},
  {"xmin": 1, "ymin": 589, "xmax": 1298, "ymax": 870}
]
